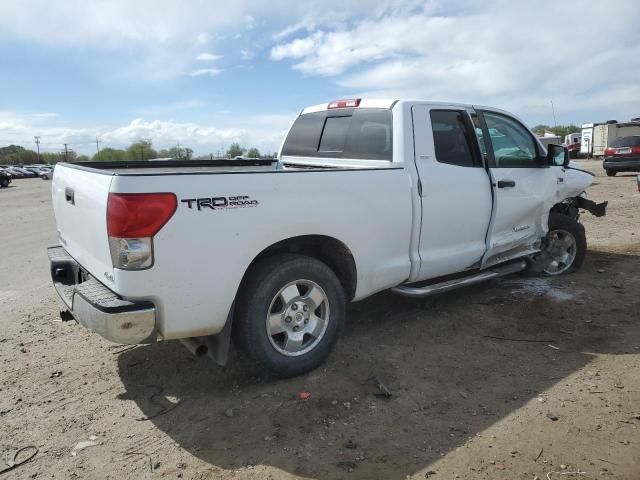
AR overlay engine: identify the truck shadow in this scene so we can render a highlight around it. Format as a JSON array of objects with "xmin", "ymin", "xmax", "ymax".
[{"xmin": 117, "ymin": 251, "xmax": 639, "ymax": 479}]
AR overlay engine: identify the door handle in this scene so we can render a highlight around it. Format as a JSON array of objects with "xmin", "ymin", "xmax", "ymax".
[
  {"xmin": 497, "ymin": 180, "xmax": 516, "ymax": 188},
  {"xmin": 65, "ymin": 187, "xmax": 75, "ymax": 205}
]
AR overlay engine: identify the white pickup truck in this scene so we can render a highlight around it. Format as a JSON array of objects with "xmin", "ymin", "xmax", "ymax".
[{"xmin": 49, "ymin": 99, "xmax": 607, "ymax": 377}]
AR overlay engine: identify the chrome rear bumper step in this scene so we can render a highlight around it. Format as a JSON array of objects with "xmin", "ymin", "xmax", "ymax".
[{"xmin": 392, "ymin": 260, "xmax": 527, "ymax": 298}]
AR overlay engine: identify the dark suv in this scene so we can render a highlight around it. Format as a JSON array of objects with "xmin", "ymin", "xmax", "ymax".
[
  {"xmin": 0, "ymin": 169, "xmax": 11, "ymax": 188},
  {"xmin": 603, "ymin": 136, "xmax": 640, "ymax": 176}
]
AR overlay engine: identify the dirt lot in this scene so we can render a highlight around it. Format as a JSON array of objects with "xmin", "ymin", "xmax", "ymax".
[{"xmin": 1, "ymin": 162, "xmax": 639, "ymax": 480}]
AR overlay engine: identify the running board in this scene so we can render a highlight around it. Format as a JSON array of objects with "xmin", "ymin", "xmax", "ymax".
[{"xmin": 391, "ymin": 260, "xmax": 527, "ymax": 298}]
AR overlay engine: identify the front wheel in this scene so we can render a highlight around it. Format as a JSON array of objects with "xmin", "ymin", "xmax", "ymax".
[
  {"xmin": 541, "ymin": 213, "xmax": 586, "ymax": 275},
  {"xmin": 234, "ymin": 254, "xmax": 346, "ymax": 378},
  {"xmin": 605, "ymin": 170, "xmax": 617, "ymax": 177}
]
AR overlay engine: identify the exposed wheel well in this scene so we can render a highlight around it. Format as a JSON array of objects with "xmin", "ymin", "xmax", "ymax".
[
  {"xmin": 241, "ymin": 235, "xmax": 357, "ymax": 301},
  {"xmin": 550, "ymin": 200, "xmax": 579, "ymax": 220}
]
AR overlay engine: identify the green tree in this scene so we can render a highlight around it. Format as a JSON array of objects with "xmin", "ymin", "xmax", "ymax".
[
  {"xmin": 76, "ymin": 155, "xmax": 90, "ymax": 162},
  {"xmin": 246, "ymin": 147, "xmax": 260, "ymax": 158},
  {"xmin": 41, "ymin": 152, "xmax": 61, "ymax": 164},
  {"xmin": 126, "ymin": 140, "xmax": 157, "ymax": 161},
  {"xmin": 226, "ymin": 142, "xmax": 244, "ymax": 158},
  {"xmin": 0, "ymin": 145, "xmax": 39, "ymax": 165},
  {"xmin": 93, "ymin": 148, "xmax": 127, "ymax": 162},
  {"xmin": 166, "ymin": 146, "xmax": 194, "ymax": 160}
]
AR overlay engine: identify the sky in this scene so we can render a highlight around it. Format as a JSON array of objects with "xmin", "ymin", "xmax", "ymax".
[{"xmin": 1, "ymin": 0, "xmax": 639, "ymax": 157}]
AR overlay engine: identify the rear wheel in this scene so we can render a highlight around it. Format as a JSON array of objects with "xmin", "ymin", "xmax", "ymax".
[
  {"xmin": 605, "ymin": 170, "xmax": 617, "ymax": 177},
  {"xmin": 0, "ymin": 178, "xmax": 8, "ymax": 188},
  {"xmin": 542, "ymin": 213, "xmax": 586, "ymax": 275},
  {"xmin": 234, "ymin": 254, "xmax": 345, "ymax": 378}
]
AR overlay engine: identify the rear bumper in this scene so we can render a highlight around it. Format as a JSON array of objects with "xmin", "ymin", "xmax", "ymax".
[
  {"xmin": 48, "ymin": 245, "xmax": 156, "ymax": 344},
  {"xmin": 603, "ymin": 157, "xmax": 640, "ymax": 172}
]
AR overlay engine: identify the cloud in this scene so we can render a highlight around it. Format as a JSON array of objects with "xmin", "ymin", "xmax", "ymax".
[
  {"xmin": 196, "ymin": 52, "xmax": 222, "ymax": 61},
  {"xmin": 271, "ymin": 18, "xmax": 315, "ymax": 42},
  {"xmin": 0, "ymin": 1, "xmax": 413, "ymax": 82},
  {"xmin": 270, "ymin": 32, "xmax": 324, "ymax": 61},
  {"xmin": 240, "ymin": 49, "xmax": 254, "ymax": 61},
  {"xmin": 190, "ymin": 68, "xmax": 222, "ymax": 78},
  {"xmin": 0, "ymin": 110, "xmax": 294, "ymax": 155},
  {"xmin": 270, "ymin": 1, "xmax": 640, "ymax": 123},
  {"xmin": 195, "ymin": 33, "xmax": 211, "ymax": 46},
  {"xmin": 31, "ymin": 112, "xmax": 58, "ymax": 118},
  {"xmin": 132, "ymin": 99, "xmax": 204, "ymax": 116}
]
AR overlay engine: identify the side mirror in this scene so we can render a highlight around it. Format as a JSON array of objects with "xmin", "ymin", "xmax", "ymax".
[{"xmin": 546, "ymin": 144, "xmax": 569, "ymax": 168}]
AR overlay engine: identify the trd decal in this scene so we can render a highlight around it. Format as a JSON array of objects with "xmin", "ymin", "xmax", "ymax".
[{"xmin": 181, "ymin": 195, "xmax": 259, "ymax": 211}]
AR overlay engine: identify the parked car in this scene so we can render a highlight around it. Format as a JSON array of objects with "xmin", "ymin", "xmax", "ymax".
[
  {"xmin": 4, "ymin": 167, "xmax": 25, "ymax": 178},
  {"xmin": 12, "ymin": 166, "xmax": 37, "ymax": 177},
  {"xmin": 0, "ymin": 169, "xmax": 11, "ymax": 188},
  {"xmin": 48, "ymin": 98, "xmax": 608, "ymax": 377},
  {"xmin": 24, "ymin": 166, "xmax": 45, "ymax": 176},
  {"xmin": 603, "ymin": 136, "xmax": 640, "ymax": 176},
  {"xmin": 40, "ymin": 169, "xmax": 53, "ymax": 180}
]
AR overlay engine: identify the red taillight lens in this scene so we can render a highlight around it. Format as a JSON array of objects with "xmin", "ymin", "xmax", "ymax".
[
  {"xmin": 107, "ymin": 193, "xmax": 177, "ymax": 238},
  {"xmin": 328, "ymin": 98, "xmax": 361, "ymax": 109},
  {"xmin": 604, "ymin": 147, "xmax": 615, "ymax": 156},
  {"xmin": 632, "ymin": 146, "xmax": 640, "ymax": 154}
]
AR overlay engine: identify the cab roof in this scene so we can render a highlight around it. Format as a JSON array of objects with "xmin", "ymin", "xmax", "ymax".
[{"xmin": 301, "ymin": 98, "xmax": 477, "ymax": 115}]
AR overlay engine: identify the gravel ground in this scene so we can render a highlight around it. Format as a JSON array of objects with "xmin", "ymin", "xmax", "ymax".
[{"xmin": 0, "ymin": 162, "xmax": 639, "ymax": 480}]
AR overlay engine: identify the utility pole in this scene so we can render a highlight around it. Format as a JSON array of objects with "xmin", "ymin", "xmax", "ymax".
[
  {"xmin": 64, "ymin": 143, "xmax": 69, "ymax": 162},
  {"xmin": 34, "ymin": 136, "xmax": 41, "ymax": 163},
  {"xmin": 95, "ymin": 137, "xmax": 101, "ymax": 156},
  {"xmin": 550, "ymin": 100, "xmax": 558, "ymax": 130}
]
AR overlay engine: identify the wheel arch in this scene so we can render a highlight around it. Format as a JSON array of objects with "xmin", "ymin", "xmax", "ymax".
[{"xmin": 239, "ymin": 235, "xmax": 357, "ymax": 302}]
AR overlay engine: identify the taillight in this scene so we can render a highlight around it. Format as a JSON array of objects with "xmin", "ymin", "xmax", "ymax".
[
  {"xmin": 604, "ymin": 147, "xmax": 615, "ymax": 156},
  {"xmin": 328, "ymin": 98, "xmax": 361, "ymax": 109},
  {"xmin": 107, "ymin": 193, "xmax": 177, "ymax": 270},
  {"xmin": 633, "ymin": 146, "xmax": 640, "ymax": 155}
]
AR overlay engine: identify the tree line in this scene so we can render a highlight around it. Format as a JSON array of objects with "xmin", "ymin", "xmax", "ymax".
[
  {"xmin": 0, "ymin": 141, "xmax": 271, "ymax": 165},
  {"xmin": 531, "ymin": 124, "xmax": 581, "ymax": 139}
]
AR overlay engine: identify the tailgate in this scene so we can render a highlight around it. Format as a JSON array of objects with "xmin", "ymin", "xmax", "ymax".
[{"xmin": 51, "ymin": 164, "xmax": 114, "ymax": 282}]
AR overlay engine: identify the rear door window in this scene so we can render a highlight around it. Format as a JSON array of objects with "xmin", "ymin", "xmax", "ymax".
[
  {"xmin": 430, "ymin": 110, "xmax": 479, "ymax": 167},
  {"xmin": 281, "ymin": 108, "xmax": 393, "ymax": 160}
]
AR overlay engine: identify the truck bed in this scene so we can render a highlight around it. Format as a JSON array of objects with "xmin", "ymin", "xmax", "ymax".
[
  {"xmin": 60, "ymin": 159, "xmax": 398, "ymax": 176},
  {"xmin": 62, "ymin": 159, "xmax": 279, "ymax": 175}
]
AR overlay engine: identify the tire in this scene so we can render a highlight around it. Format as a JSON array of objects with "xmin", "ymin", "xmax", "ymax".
[
  {"xmin": 234, "ymin": 254, "xmax": 346, "ymax": 378},
  {"xmin": 605, "ymin": 170, "xmax": 616, "ymax": 177},
  {"xmin": 542, "ymin": 213, "xmax": 586, "ymax": 275},
  {"xmin": 0, "ymin": 179, "xmax": 7, "ymax": 188}
]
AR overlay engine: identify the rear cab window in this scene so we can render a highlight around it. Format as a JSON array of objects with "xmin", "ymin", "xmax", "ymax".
[
  {"xmin": 281, "ymin": 109, "xmax": 393, "ymax": 161},
  {"xmin": 610, "ymin": 136, "xmax": 640, "ymax": 148}
]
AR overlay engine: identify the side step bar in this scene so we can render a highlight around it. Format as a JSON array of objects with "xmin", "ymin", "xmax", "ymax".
[{"xmin": 392, "ymin": 260, "xmax": 527, "ymax": 299}]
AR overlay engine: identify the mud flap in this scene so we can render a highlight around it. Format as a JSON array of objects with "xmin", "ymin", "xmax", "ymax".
[{"xmin": 204, "ymin": 306, "xmax": 234, "ymax": 366}]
